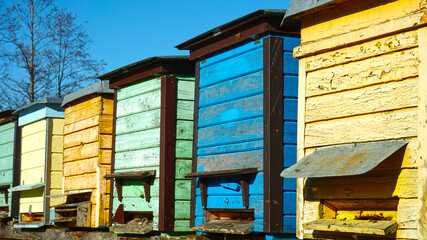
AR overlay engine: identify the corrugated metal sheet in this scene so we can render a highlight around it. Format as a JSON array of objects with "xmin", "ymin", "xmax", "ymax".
[
  {"xmin": 61, "ymin": 81, "xmax": 114, "ymax": 106},
  {"xmin": 9, "ymin": 182, "xmax": 45, "ymax": 192},
  {"xmin": 281, "ymin": 139, "xmax": 408, "ymax": 178}
]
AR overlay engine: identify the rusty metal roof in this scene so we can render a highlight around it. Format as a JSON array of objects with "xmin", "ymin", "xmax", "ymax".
[{"xmin": 281, "ymin": 139, "xmax": 408, "ymax": 178}]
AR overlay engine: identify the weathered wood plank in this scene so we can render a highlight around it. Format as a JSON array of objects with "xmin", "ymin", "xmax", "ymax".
[
  {"xmin": 198, "ymin": 94, "xmax": 263, "ymax": 128},
  {"xmin": 64, "ymin": 127, "xmax": 99, "ymax": 149},
  {"xmin": 63, "ymin": 158, "xmax": 98, "ymax": 177},
  {"xmin": 64, "ymin": 174, "xmax": 97, "ymax": 191},
  {"xmin": 116, "ymin": 90, "xmax": 161, "ymax": 118},
  {"xmin": 63, "ymin": 142, "xmax": 99, "ymax": 162},
  {"xmin": 197, "ymin": 150, "xmax": 263, "ymax": 172},
  {"xmin": 64, "ymin": 115, "xmax": 112, "ymax": 134},
  {"xmin": 199, "ymin": 72, "xmax": 263, "ymax": 108},
  {"xmin": 177, "ymin": 80, "xmax": 195, "ymax": 100},
  {"xmin": 21, "ymin": 149, "xmax": 45, "ymax": 170},
  {"xmin": 397, "ymin": 198, "xmax": 417, "ymax": 229},
  {"xmin": 306, "ymin": 78, "xmax": 418, "ymax": 122},
  {"xmin": 116, "ymin": 77, "xmax": 161, "ymax": 101},
  {"xmin": 306, "ymin": 48, "xmax": 419, "ymax": 97},
  {"xmin": 21, "ymin": 131, "xmax": 45, "ymax": 153},
  {"xmin": 305, "ymin": 107, "xmax": 417, "ymax": 148},
  {"xmin": 300, "ymin": 0, "xmax": 422, "ymax": 44},
  {"xmin": 64, "ymin": 95, "xmax": 102, "ymax": 114},
  {"xmin": 115, "ymin": 109, "xmax": 160, "ymax": 135},
  {"xmin": 305, "ymin": 31, "xmax": 418, "ymax": 72},
  {"xmin": 176, "ymin": 140, "xmax": 192, "ymax": 159},
  {"xmin": 174, "ymin": 180, "xmax": 191, "ymax": 200},
  {"xmin": 198, "ymin": 140, "xmax": 263, "ymax": 157},
  {"xmin": 418, "ymin": 26, "xmax": 427, "ymax": 240},
  {"xmin": 64, "ymin": 104, "xmax": 102, "ymax": 125},
  {"xmin": 177, "ymin": 100, "xmax": 194, "ymax": 120},
  {"xmin": 114, "ymin": 147, "xmax": 160, "ymax": 170},
  {"xmin": 21, "ymin": 119, "xmax": 46, "ymax": 137},
  {"xmin": 303, "ymin": 219, "xmax": 397, "ymax": 235},
  {"xmin": 197, "ymin": 117, "xmax": 263, "ymax": 148},
  {"xmin": 175, "ymin": 159, "xmax": 192, "ymax": 179},
  {"xmin": 115, "ymin": 128, "xmax": 160, "ymax": 152},
  {"xmin": 200, "ymin": 48, "xmax": 263, "ymax": 88},
  {"xmin": 176, "ymin": 120, "xmax": 193, "ymax": 140}
]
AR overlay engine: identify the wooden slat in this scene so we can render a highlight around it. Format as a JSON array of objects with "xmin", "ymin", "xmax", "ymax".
[
  {"xmin": 295, "ymin": 11, "xmax": 427, "ymax": 58},
  {"xmin": 305, "ymin": 48, "xmax": 419, "ymax": 98},
  {"xmin": 158, "ymin": 75, "xmax": 177, "ymax": 232},
  {"xmin": 263, "ymin": 36, "xmax": 284, "ymax": 233},
  {"xmin": 303, "ymin": 219, "xmax": 397, "ymax": 235},
  {"xmin": 306, "ymin": 78, "xmax": 418, "ymax": 123},
  {"xmin": 190, "ymin": 62, "xmax": 200, "ymax": 228},
  {"xmin": 305, "ymin": 31, "xmax": 418, "ymax": 72},
  {"xmin": 185, "ymin": 168, "xmax": 258, "ymax": 178},
  {"xmin": 104, "ymin": 170, "xmax": 156, "ymax": 179},
  {"xmin": 305, "ymin": 107, "xmax": 417, "ymax": 148}
]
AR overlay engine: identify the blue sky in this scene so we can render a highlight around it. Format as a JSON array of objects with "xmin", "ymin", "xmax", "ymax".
[{"xmin": 56, "ymin": 0, "xmax": 291, "ymax": 73}]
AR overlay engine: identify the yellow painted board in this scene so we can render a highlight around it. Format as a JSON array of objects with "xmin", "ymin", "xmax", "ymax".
[
  {"xmin": 63, "ymin": 157, "xmax": 98, "ymax": 177},
  {"xmin": 21, "ymin": 149, "xmax": 45, "ymax": 170},
  {"xmin": 64, "ymin": 173, "xmax": 97, "ymax": 191},
  {"xmin": 392, "ymin": 169, "xmax": 417, "ymax": 198},
  {"xmin": 64, "ymin": 115, "xmax": 100, "ymax": 134},
  {"xmin": 304, "ymin": 107, "xmax": 417, "ymax": 148},
  {"xmin": 397, "ymin": 198, "xmax": 417, "ymax": 229},
  {"xmin": 22, "ymin": 119, "xmax": 46, "ymax": 137},
  {"xmin": 99, "ymin": 134, "xmax": 112, "ymax": 149},
  {"xmin": 305, "ymin": 31, "xmax": 418, "ymax": 72},
  {"xmin": 305, "ymin": 78, "xmax": 418, "ymax": 122},
  {"xmin": 64, "ymin": 126, "xmax": 99, "ymax": 149},
  {"xmin": 305, "ymin": 48, "xmax": 419, "ymax": 97},
  {"xmin": 64, "ymin": 95, "xmax": 102, "ymax": 115},
  {"xmin": 101, "ymin": 97, "xmax": 114, "ymax": 115},
  {"xmin": 50, "ymin": 171, "xmax": 63, "ymax": 189},
  {"xmin": 301, "ymin": 0, "xmax": 423, "ymax": 43},
  {"xmin": 51, "ymin": 153, "xmax": 63, "ymax": 171},
  {"xmin": 64, "ymin": 142, "xmax": 99, "ymax": 162},
  {"xmin": 65, "ymin": 103, "xmax": 102, "ymax": 125},
  {"xmin": 52, "ymin": 118, "xmax": 64, "ymax": 135},
  {"xmin": 51, "ymin": 135, "xmax": 63, "ymax": 153},
  {"xmin": 49, "ymin": 189, "xmax": 63, "ymax": 206},
  {"xmin": 99, "ymin": 149, "xmax": 111, "ymax": 165},
  {"xmin": 21, "ymin": 166, "xmax": 44, "ymax": 185},
  {"xmin": 21, "ymin": 130, "xmax": 46, "ymax": 154}
]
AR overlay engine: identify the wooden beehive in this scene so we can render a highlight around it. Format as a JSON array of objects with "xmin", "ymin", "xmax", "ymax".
[
  {"xmin": 280, "ymin": 0, "xmax": 427, "ymax": 239},
  {"xmin": 99, "ymin": 56, "xmax": 195, "ymax": 235},
  {"xmin": 176, "ymin": 10, "xmax": 300, "ymax": 237},
  {"xmin": 11, "ymin": 97, "xmax": 64, "ymax": 228},
  {"xmin": 52, "ymin": 81, "xmax": 114, "ymax": 228},
  {"xmin": 0, "ymin": 110, "xmax": 20, "ymax": 221}
]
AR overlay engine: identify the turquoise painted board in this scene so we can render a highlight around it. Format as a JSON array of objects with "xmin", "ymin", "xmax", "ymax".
[
  {"xmin": 193, "ymin": 34, "xmax": 300, "ymax": 235},
  {"xmin": 112, "ymin": 74, "xmax": 194, "ymax": 232},
  {"xmin": 0, "ymin": 121, "xmax": 15, "ymax": 217}
]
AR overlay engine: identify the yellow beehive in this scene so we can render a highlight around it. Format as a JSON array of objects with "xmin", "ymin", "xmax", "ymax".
[
  {"xmin": 58, "ymin": 81, "xmax": 114, "ymax": 228},
  {"xmin": 11, "ymin": 97, "xmax": 64, "ymax": 228},
  {"xmin": 281, "ymin": 0, "xmax": 427, "ymax": 239}
]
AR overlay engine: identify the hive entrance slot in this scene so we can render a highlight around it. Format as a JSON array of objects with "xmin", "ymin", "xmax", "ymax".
[
  {"xmin": 21, "ymin": 213, "xmax": 44, "ymax": 222},
  {"xmin": 0, "ymin": 206, "xmax": 9, "ymax": 218},
  {"xmin": 205, "ymin": 209, "xmax": 254, "ymax": 224}
]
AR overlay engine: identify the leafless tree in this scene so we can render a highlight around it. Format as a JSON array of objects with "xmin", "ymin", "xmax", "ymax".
[{"xmin": 0, "ymin": 0, "xmax": 105, "ymax": 109}]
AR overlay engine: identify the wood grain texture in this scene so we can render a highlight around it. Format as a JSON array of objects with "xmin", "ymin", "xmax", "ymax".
[
  {"xmin": 305, "ymin": 107, "xmax": 417, "ymax": 148},
  {"xmin": 306, "ymin": 48, "xmax": 419, "ymax": 97},
  {"xmin": 306, "ymin": 78, "xmax": 418, "ymax": 122},
  {"xmin": 305, "ymin": 31, "xmax": 419, "ymax": 72},
  {"xmin": 301, "ymin": 0, "xmax": 422, "ymax": 43},
  {"xmin": 418, "ymin": 26, "xmax": 427, "ymax": 240}
]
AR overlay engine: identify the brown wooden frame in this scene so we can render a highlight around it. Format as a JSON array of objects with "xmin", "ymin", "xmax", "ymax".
[
  {"xmin": 263, "ymin": 36, "xmax": 284, "ymax": 233},
  {"xmin": 12, "ymin": 118, "xmax": 21, "ymax": 218},
  {"xmin": 158, "ymin": 75, "xmax": 177, "ymax": 232}
]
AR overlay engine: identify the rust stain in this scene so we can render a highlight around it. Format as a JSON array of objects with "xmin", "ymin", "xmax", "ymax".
[{"xmin": 335, "ymin": 151, "xmax": 366, "ymax": 176}]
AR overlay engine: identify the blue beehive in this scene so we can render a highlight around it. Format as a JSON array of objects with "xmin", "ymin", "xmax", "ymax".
[{"xmin": 176, "ymin": 9, "xmax": 300, "ymax": 238}]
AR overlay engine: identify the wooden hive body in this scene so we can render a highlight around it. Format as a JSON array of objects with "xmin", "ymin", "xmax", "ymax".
[
  {"xmin": 176, "ymin": 10, "xmax": 300, "ymax": 238},
  {"xmin": 11, "ymin": 97, "xmax": 64, "ymax": 228},
  {"xmin": 57, "ymin": 81, "xmax": 114, "ymax": 228},
  {"xmin": 99, "ymin": 56, "xmax": 195, "ymax": 234},
  {"xmin": 0, "ymin": 110, "xmax": 20, "ymax": 220},
  {"xmin": 282, "ymin": 0, "xmax": 427, "ymax": 239}
]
